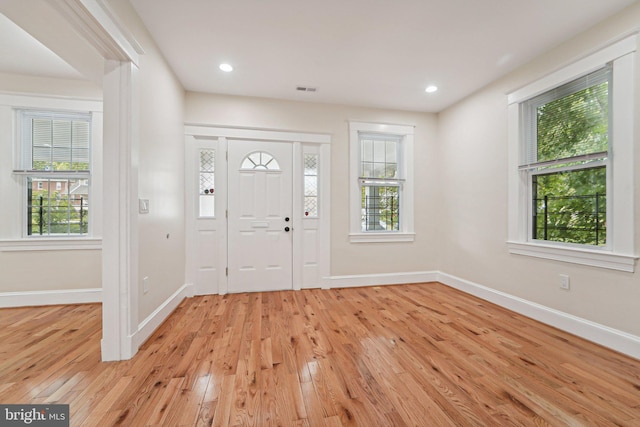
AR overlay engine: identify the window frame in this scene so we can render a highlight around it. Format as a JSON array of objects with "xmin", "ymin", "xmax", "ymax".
[
  {"xmin": 349, "ymin": 121, "xmax": 415, "ymax": 243},
  {"xmin": 303, "ymin": 150, "xmax": 320, "ymax": 218},
  {"xmin": 507, "ymin": 35, "xmax": 637, "ymax": 272},
  {"xmin": 0, "ymin": 94, "xmax": 102, "ymax": 252},
  {"xmin": 524, "ymin": 66, "xmax": 611, "ymax": 248},
  {"xmin": 198, "ymin": 147, "xmax": 216, "ymax": 218},
  {"xmin": 16, "ymin": 110, "xmax": 93, "ymax": 238},
  {"xmin": 13, "ymin": 108, "xmax": 94, "ymax": 240}
]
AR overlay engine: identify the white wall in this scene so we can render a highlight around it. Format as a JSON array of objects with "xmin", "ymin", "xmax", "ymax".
[
  {"xmin": 107, "ymin": 0, "xmax": 186, "ymax": 321},
  {"xmin": 437, "ymin": 3, "xmax": 640, "ymax": 337},
  {"xmin": 0, "ymin": 76, "xmax": 102, "ymax": 293},
  {"xmin": 185, "ymin": 93, "xmax": 440, "ymax": 276}
]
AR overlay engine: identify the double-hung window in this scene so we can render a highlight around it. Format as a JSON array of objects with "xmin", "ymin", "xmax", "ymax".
[
  {"xmin": 17, "ymin": 110, "xmax": 92, "ymax": 237},
  {"xmin": 360, "ymin": 134, "xmax": 401, "ymax": 231},
  {"xmin": 524, "ymin": 66, "xmax": 610, "ymax": 247},
  {"xmin": 507, "ymin": 35, "xmax": 636, "ymax": 271},
  {"xmin": 349, "ymin": 121, "xmax": 415, "ymax": 242}
]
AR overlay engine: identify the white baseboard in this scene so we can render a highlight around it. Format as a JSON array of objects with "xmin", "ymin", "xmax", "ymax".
[
  {"xmin": 0, "ymin": 288, "xmax": 101, "ymax": 308},
  {"xmin": 134, "ymin": 283, "xmax": 194, "ymax": 350},
  {"xmin": 328, "ymin": 271, "xmax": 438, "ymax": 288},
  {"xmin": 437, "ymin": 272, "xmax": 640, "ymax": 360},
  {"xmin": 7, "ymin": 273, "xmax": 637, "ymax": 361}
]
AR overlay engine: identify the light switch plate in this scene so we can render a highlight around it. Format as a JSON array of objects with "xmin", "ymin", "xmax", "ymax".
[{"xmin": 139, "ymin": 199, "xmax": 149, "ymax": 214}]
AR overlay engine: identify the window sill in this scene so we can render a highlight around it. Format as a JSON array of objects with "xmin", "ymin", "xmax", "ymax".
[
  {"xmin": 507, "ymin": 241, "xmax": 637, "ymax": 272},
  {"xmin": 349, "ymin": 232, "xmax": 415, "ymax": 243},
  {"xmin": 0, "ymin": 238, "xmax": 102, "ymax": 252}
]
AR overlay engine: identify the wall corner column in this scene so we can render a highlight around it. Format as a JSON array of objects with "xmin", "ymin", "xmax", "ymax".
[{"xmin": 101, "ymin": 59, "xmax": 140, "ymax": 361}]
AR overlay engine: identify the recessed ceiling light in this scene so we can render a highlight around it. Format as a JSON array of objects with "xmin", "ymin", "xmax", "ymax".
[
  {"xmin": 425, "ymin": 85, "xmax": 438, "ymax": 93},
  {"xmin": 219, "ymin": 63, "xmax": 233, "ymax": 72}
]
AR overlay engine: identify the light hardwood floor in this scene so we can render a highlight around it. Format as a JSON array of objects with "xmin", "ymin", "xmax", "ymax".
[{"xmin": 1, "ymin": 282, "xmax": 639, "ymax": 426}]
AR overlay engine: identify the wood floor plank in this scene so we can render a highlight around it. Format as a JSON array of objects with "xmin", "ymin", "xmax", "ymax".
[{"xmin": 1, "ymin": 283, "xmax": 640, "ymax": 426}]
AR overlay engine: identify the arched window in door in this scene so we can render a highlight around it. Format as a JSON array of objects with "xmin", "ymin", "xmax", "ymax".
[{"xmin": 240, "ymin": 151, "xmax": 280, "ymax": 170}]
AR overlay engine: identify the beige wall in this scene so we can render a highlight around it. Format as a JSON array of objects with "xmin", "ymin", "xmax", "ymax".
[
  {"xmin": 437, "ymin": 3, "xmax": 640, "ymax": 336},
  {"xmin": 0, "ymin": 75, "xmax": 102, "ymax": 292},
  {"xmin": 2, "ymin": 0, "xmax": 637, "ymax": 345},
  {"xmin": 186, "ymin": 93, "xmax": 440, "ymax": 276},
  {"xmin": 0, "ymin": 250, "xmax": 101, "ymax": 292},
  {"xmin": 108, "ymin": 0, "xmax": 186, "ymax": 321},
  {"xmin": 0, "ymin": 72, "xmax": 102, "ymax": 99}
]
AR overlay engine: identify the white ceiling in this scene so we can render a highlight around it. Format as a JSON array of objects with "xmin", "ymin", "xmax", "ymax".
[
  {"xmin": 0, "ymin": 13, "xmax": 83, "ymax": 80},
  {"xmin": 1, "ymin": 1, "xmax": 637, "ymax": 112},
  {"xmin": 130, "ymin": 0, "xmax": 638, "ymax": 112}
]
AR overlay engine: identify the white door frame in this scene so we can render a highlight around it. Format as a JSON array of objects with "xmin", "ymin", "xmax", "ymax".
[
  {"xmin": 3, "ymin": 0, "xmax": 144, "ymax": 361},
  {"xmin": 185, "ymin": 125, "xmax": 331, "ymax": 294}
]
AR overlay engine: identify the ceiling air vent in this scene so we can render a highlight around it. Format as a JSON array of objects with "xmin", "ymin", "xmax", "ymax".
[{"xmin": 296, "ymin": 86, "xmax": 317, "ymax": 92}]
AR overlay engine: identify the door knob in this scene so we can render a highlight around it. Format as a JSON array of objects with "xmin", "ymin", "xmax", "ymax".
[
  {"xmin": 284, "ymin": 226, "xmax": 290, "ymax": 232},
  {"xmin": 285, "ymin": 217, "xmax": 290, "ymax": 222}
]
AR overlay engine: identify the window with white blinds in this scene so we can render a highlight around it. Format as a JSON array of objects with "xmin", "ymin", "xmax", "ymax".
[
  {"xmin": 19, "ymin": 111, "xmax": 91, "ymax": 171},
  {"xmin": 507, "ymin": 35, "xmax": 636, "ymax": 271},
  {"xmin": 521, "ymin": 66, "xmax": 611, "ymax": 247},
  {"xmin": 16, "ymin": 110, "xmax": 92, "ymax": 237}
]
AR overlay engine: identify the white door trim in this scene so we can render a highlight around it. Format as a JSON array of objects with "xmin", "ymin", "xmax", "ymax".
[
  {"xmin": 185, "ymin": 125, "xmax": 331, "ymax": 144},
  {"xmin": 185, "ymin": 125, "xmax": 331, "ymax": 294}
]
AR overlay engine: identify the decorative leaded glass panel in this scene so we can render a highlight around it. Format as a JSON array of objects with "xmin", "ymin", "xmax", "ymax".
[
  {"xmin": 304, "ymin": 176, "xmax": 317, "ymax": 196},
  {"xmin": 303, "ymin": 153, "xmax": 319, "ymax": 217},
  {"xmin": 304, "ymin": 154, "xmax": 318, "ymax": 174},
  {"xmin": 200, "ymin": 149, "xmax": 215, "ymax": 172},
  {"xmin": 199, "ymin": 149, "xmax": 215, "ymax": 217},
  {"xmin": 304, "ymin": 197, "xmax": 318, "ymax": 217}
]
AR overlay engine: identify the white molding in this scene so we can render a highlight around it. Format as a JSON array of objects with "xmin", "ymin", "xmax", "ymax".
[
  {"xmin": 328, "ymin": 271, "xmax": 438, "ymax": 288},
  {"xmin": 347, "ymin": 121, "xmax": 416, "ymax": 135},
  {"xmin": 508, "ymin": 34, "xmax": 637, "ymax": 104},
  {"xmin": 5, "ymin": 271, "xmax": 638, "ymax": 360},
  {"xmin": 0, "ymin": 93, "xmax": 102, "ymax": 111},
  {"xmin": 319, "ymin": 143, "xmax": 331, "ymax": 289},
  {"xmin": 437, "ymin": 272, "xmax": 640, "ymax": 360},
  {"xmin": 101, "ymin": 60, "xmax": 139, "ymax": 362},
  {"xmin": 185, "ymin": 126, "xmax": 331, "ymax": 296},
  {"xmin": 610, "ymin": 52, "xmax": 636, "ymax": 256},
  {"xmin": 0, "ymin": 238, "xmax": 101, "ymax": 252},
  {"xmin": 348, "ymin": 121, "xmax": 415, "ymax": 239},
  {"xmin": 134, "ymin": 283, "xmax": 194, "ymax": 350},
  {"xmin": 0, "ymin": 288, "xmax": 101, "ymax": 308},
  {"xmin": 46, "ymin": 0, "xmax": 141, "ymax": 63},
  {"xmin": 292, "ymin": 142, "xmax": 303, "ymax": 291},
  {"xmin": 508, "ymin": 241, "xmax": 637, "ymax": 272},
  {"xmin": 349, "ymin": 232, "xmax": 415, "ymax": 243},
  {"xmin": 507, "ymin": 38, "xmax": 636, "ymax": 270},
  {"xmin": 217, "ymin": 138, "xmax": 229, "ymax": 295},
  {"xmin": 185, "ymin": 124, "xmax": 331, "ymax": 144}
]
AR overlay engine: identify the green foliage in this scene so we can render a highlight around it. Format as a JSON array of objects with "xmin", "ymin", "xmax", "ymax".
[
  {"xmin": 361, "ymin": 185, "xmax": 399, "ymax": 231},
  {"xmin": 32, "ymin": 161, "xmax": 89, "ymax": 171},
  {"xmin": 536, "ymin": 82, "xmax": 608, "ymax": 161},
  {"xmin": 534, "ymin": 168, "xmax": 606, "ymax": 246},
  {"xmin": 29, "ymin": 190, "xmax": 88, "ymax": 235},
  {"xmin": 533, "ymin": 81, "xmax": 608, "ymax": 246}
]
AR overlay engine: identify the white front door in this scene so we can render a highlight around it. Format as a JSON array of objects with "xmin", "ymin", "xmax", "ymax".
[{"xmin": 227, "ymin": 141, "xmax": 293, "ymax": 293}]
